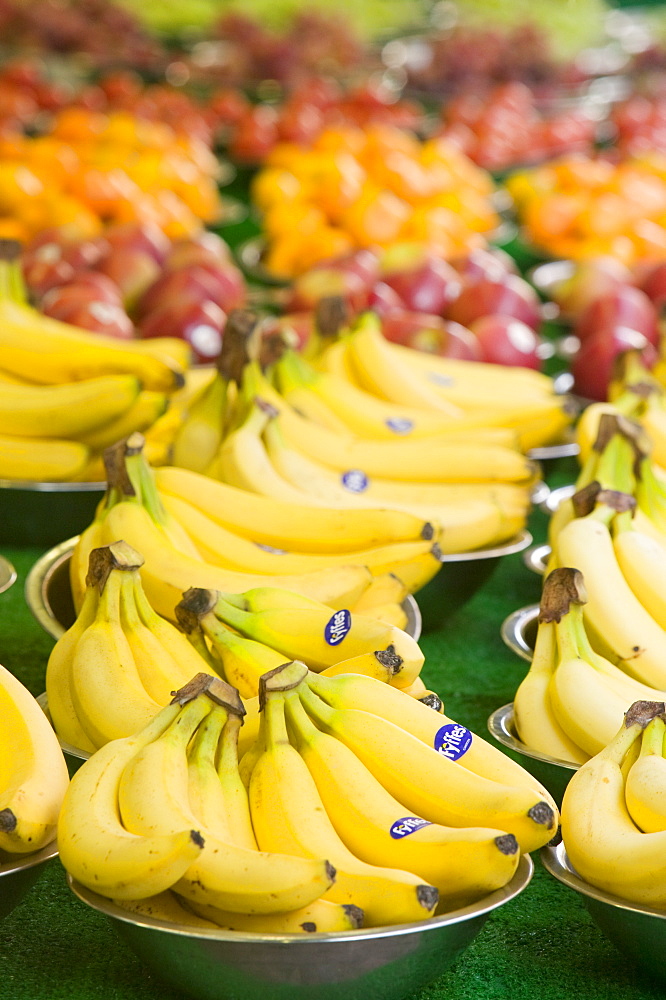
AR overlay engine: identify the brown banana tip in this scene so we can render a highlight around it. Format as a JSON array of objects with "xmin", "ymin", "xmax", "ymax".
[
  {"xmin": 300, "ymin": 922, "xmax": 317, "ymax": 933},
  {"xmin": 344, "ymin": 904, "xmax": 365, "ymax": 929},
  {"xmin": 0, "ymin": 808, "xmax": 17, "ymax": 832},
  {"xmin": 625, "ymin": 700, "xmax": 666, "ymax": 728},
  {"xmin": 528, "ymin": 801, "xmax": 556, "ymax": 828},
  {"xmin": 418, "ymin": 692, "xmax": 443, "ymax": 712},
  {"xmin": 495, "ymin": 833, "xmax": 519, "ymax": 856},
  {"xmin": 325, "ymin": 860, "xmax": 337, "ymax": 884},
  {"xmin": 421, "ymin": 522, "xmax": 435, "ymax": 541},
  {"xmin": 374, "ymin": 645, "xmax": 403, "ymax": 672},
  {"xmin": 177, "ymin": 588, "xmax": 218, "ymax": 617},
  {"xmin": 417, "ymin": 885, "xmax": 439, "ymax": 912},
  {"xmin": 190, "ymin": 830, "xmax": 205, "ymax": 849},
  {"xmin": 431, "ymin": 542, "xmax": 443, "ymax": 560}
]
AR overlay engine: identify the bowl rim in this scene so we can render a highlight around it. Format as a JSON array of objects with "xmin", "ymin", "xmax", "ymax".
[
  {"xmin": 0, "ymin": 478, "xmax": 105, "ymax": 492},
  {"xmin": 25, "ymin": 536, "xmax": 422, "ymax": 644},
  {"xmin": 0, "ymin": 840, "xmax": 59, "ymax": 877},
  {"xmin": 36, "ymin": 693, "xmax": 90, "ymax": 764},
  {"xmin": 500, "ymin": 603, "xmax": 539, "ymax": 662},
  {"xmin": 439, "ymin": 528, "xmax": 532, "ymax": 564},
  {"xmin": 539, "ymin": 482, "xmax": 576, "ymax": 516},
  {"xmin": 487, "ymin": 702, "xmax": 579, "ymax": 772},
  {"xmin": 67, "ymin": 853, "xmax": 533, "ymax": 944},
  {"xmin": 522, "ymin": 543, "xmax": 550, "ymax": 576},
  {"xmin": 541, "ymin": 840, "xmax": 666, "ymax": 919}
]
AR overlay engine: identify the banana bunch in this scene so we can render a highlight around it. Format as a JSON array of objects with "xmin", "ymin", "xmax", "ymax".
[
  {"xmin": 70, "ymin": 433, "xmax": 443, "ymax": 625},
  {"xmin": 173, "ymin": 585, "xmax": 426, "ymax": 700},
  {"xmin": 46, "ymin": 540, "xmax": 217, "ymax": 752},
  {"xmin": 59, "ymin": 664, "xmax": 552, "ymax": 934},
  {"xmin": 0, "ymin": 661, "xmax": 69, "ymax": 855},
  {"xmin": 560, "ymin": 699, "xmax": 666, "ymax": 907},
  {"xmin": 547, "ymin": 420, "xmax": 666, "ymax": 694},
  {"xmin": 513, "ymin": 567, "xmax": 666, "ymax": 764},
  {"xmin": 172, "ymin": 310, "xmax": 542, "ymax": 556},
  {"xmin": 0, "ymin": 248, "xmax": 190, "ymax": 483}
]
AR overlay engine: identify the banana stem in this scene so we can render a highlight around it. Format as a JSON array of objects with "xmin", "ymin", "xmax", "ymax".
[
  {"xmin": 639, "ymin": 715, "xmax": 666, "ymax": 758},
  {"xmin": 298, "ymin": 682, "xmax": 336, "ymax": 728},
  {"xmin": 283, "ymin": 689, "xmax": 319, "ymax": 749},
  {"xmin": 217, "ymin": 713, "xmax": 244, "ymax": 776},
  {"xmin": 190, "ymin": 706, "xmax": 228, "ymax": 768},
  {"xmin": 263, "ymin": 692, "xmax": 289, "ymax": 747}
]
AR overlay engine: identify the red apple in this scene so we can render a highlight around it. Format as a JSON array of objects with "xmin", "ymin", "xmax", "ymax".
[
  {"xmin": 410, "ymin": 319, "xmax": 483, "ymax": 361},
  {"xmin": 42, "ymin": 296, "xmax": 135, "ymax": 338},
  {"xmin": 379, "ymin": 247, "xmax": 462, "ymax": 315},
  {"xmin": 446, "ymin": 273, "xmax": 542, "ymax": 330},
  {"xmin": 380, "ymin": 308, "xmax": 449, "ymax": 349},
  {"xmin": 139, "ymin": 297, "xmax": 226, "ymax": 364},
  {"xmin": 449, "ymin": 245, "xmax": 518, "ymax": 285},
  {"xmin": 96, "ymin": 247, "xmax": 162, "ymax": 312},
  {"xmin": 468, "ymin": 314, "xmax": 543, "ymax": 369},
  {"xmin": 551, "ymin": 256, "xmax": 635, "ymax": 318},
  {"xmin": 136, "ymin": 263, "xmax": 246, "ymax": 320},
  {"xmin": 285, "ymin": 267, "xmax": 370, "ymax": 315},
  {"xmin": 574, "ymin": 285, "xmax": 659, "ymax": 347},
  {"xmin": 571, "ymin": 325, "xmax": 658, "ymax": 401},
  {"xmin": 47, "ymin": 270, "xmax": 124, "ymax": 304},
  {"xmin": 366, "ymin": 281, "xmax": 405, "ymax": 316},
  {"xmin": 637, "ymin": 260, "xmax": 666, "ymax": 312},
  {"xmin": 101, "ymin": 221, "xmax": 171, "ymax": 265},
  {"xmin": 164, "ymin": 232, "xmax": 234, "ymax": 272}
]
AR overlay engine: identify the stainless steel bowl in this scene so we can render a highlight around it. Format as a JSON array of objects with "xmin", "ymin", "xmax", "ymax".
[
  {"xmin": 25, "ymin": 537, "xmax": 423, "ymax": 642},
  {"xmin": 522, "ymin": 544, "xmax": 550, "ymax": 576},
  {"xmin": 0, "ymin": 478, "xmax": 105, "ymax": 548},
  {"xmin": 541, "ymin": 841, "xmax": 666, "ymax": 982},
  {"xmin": 0, "ymin": 842, "xmax": 58, "ymax": 921},
  {"xmin": 68, "ymin": 854, "xmax": 533, "ymax": 1000},
  {"xmin": 500, "ymin": 604, "xmax": 539, "ymax": 662},
  {"xmin": 487, "ymin": 703, "xmax": 578, "ymax": 806},
  {"xmin": 538, "ymin": 483, "xmax": 575, "ymax": 515},
  {"xmin": 417, "ymin": 530, "xmax": 533, "ymax": 631}
]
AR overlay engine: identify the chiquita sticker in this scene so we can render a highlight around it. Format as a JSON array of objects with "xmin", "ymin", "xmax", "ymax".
[
  {"xmin": 341, "ymin": 469, "xmax": 369, "ymax": 493},
  {"xmin": 385, "ymin": 417, "xmax": 414, "ymax": 435},
  {"xmin": 433, "ymin": 723, "xmax": 473, "ymax": 761},
  {"xmin": 324, "ymin": 609, "xmax": 352, "ymax": 645},
  {"xmin": 389, "ymin": 817, "xmax": 432, "ymax": 839}
]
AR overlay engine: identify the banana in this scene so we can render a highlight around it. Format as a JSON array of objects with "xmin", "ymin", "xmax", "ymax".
[
  {"xmin": 161, "ymin": 491, "xmax": 442, "ymax": 584},
  {"xmin": 186, "ymin": 897, "xmax": 364, "ymax": 933},
  {"xmin": 513, "ymin": 618, "xmax": 589, "ymax": 765},
  {"xmin": 117, "ymin": 688, "xmax": 336, "ymax": 914},
  {"xmin": 560, "ymin": 700, "xmax": 666, "ymax": 906},
  {"xmin": 0, "ymin": 433, "xmax": 90, "ymax": 482},
  {"xmin": 214, "ymin": 711, "xmax": 258, "ymax": 851},
  {"xmin": 186, "ymin": 704, "xmax": 237, "ymax": 841},
  {"xmin": 69, "ymin": 501, "xmax": 106, "ymax": 613},
  {"xmin": 113, "ymin": 890, "xmax": 221, "ymax": 929},
  {"xmin": 155, "ymin": 464, "xmax": 437, "ymax": 552},
  {"xmin": 350, "ymin": 572, "xmax": 409, "ymax": 612},
  {"xmin": 247, "ymin": 680, "xmax": 439, "ymax": 927},
  {"xmin": 76, "ymin": 390, "xmax": 170, "ymax": 453},
  {"xmin": 283, "ymin": 691, "xmax": 520, "ymax": 910},
  {"xmin": 554, "ymin": 505, "xmax": 666, "ymax": 688},
  {"xmin": 0, "ymin": 285, "xmax": 184, "ymax": 391},
  {"xmin": 274, "ymin": 348, "xmax": 522, "ymax": 443},
  {"xmin": 624, "ymin": 714, "xmax": 666, "ymax": 833},
  {"xmin": 297, "ymin": 682, "xmax": 558, "ymax": 852},
  {"xmin": 45, "ymin": 565, "xmax": 102, "ymax": 753},
  {"xmin": 208, "ymin": 591, "xmax": 425, "ymax": 674},
  {"xmin": 171, "ymin": 371, "xmax": 229, "ymax": 474},
  {"xmin": 613, "ymin": 510, "xmax": 666, "ymax": 628},
  {"xmin": 0, "ymin": 663, "xmax": 70, "ymax": 854},
  {"xmin": 56, "ymin": 697, "xmax": 204, "ymax": 898},
  {"xmin": 69, "ymin": 548, "xmax": 162, "ymax": 748},
  {"xmin": 261, "ymin": 418, "xmax": 525, "ymax": 553},
  {"xmin": 301, "ymin": 670, "xmax": 557, "ymax": 799},
  {"xmin": 99, "ymin": 497, "xmax": 374, "ymax": 621}
]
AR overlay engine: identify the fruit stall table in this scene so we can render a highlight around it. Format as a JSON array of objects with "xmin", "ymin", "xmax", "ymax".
[{"xmin": 0, "ymin": 454, "xmax": 664, "ymax": 1000}]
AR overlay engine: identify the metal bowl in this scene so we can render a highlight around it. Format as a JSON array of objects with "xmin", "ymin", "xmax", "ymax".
[
  {"xmin": 0, "ymin": 842, "xmax": 58, "ymax": 921},
  {"xmin": 487, "ymin": 703, "xmax": 578, "ymax": 806},
  {"xmin": 0, "ymin": 478, "xmax": 105, "ymax": 548},
  {"xmin": 522, "ymin": 544, "xmax": 551, "ymax": 576},
  {"xmin": 539, "ymin": 483, "xmax": 576, "ymax": 515},
  {"xmin": 67, "ymin": 855, "xmax": 533, "ymax": 1000},
  {"xmin": 24, "ymin": 537, "xmax": 422, "ymax": 643},
  {"xmin": 541, "ymin": 840, "xmax": 666, "ymax": 982},
  {"xmin": 500, "ymin": 603, "xmax": 539, "ymax": 662},
  {"xmin": 416, "ymin": 530, "xmax": 533, "ymax": 632}
]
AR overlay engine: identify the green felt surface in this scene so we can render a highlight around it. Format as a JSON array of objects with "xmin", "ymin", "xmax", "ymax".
[{"xmin": 0, "ymin": 454, "xmax": 664, "ymax": 1000}]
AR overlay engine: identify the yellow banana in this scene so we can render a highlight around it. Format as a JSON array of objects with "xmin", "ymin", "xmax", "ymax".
[
  {"xmin": 350, "ymin": 573, "xmax": 409, "ymax": 611},
  {"xmin": 171, "ymin": 371, "xmax": 229, "ymax": 475},
  {"xmin": 113, "ymin": 890, "xmax": 220, "ymax": 929},
  {"xmin": 117, "ymin": 690, "xmax": 336, "ymax": 915},
  {"xmin": 297, "ymin": 682, "xmax": 558, "ymax": 853},
  {"xmin": 0, "ymin": 662, "xmax": 70, "ymax": 854},
  {"xmin": 155, "ymin": 464, "xmax": 437, "ymax": 553},
  {"xmin": 560, "ymin": 700, "xmax": 666, "ymax": 906},
  {"xmin": 389, "ymin": 340, "xmax": 556, "ymax": 395},
  {"xmin": 613, "ymin": 511, "xmax": 666, "ymax": 629},
  {"xmin": 76, "ymin": 390, "xmax": 169, "ymax": 453},
  {"xmin": 248, "ymin": 682, "xmax": 439, "ymax": 927},
  {"xmin": 56, "ymin": 698, "xmax": 204, "ymax": 899},
  {"xmin": 186, "ymin": 897, "xmax": 365, "ymax": 933},
  {"xmin": 0, "ymin": 433, "xmax": 89, "ymax": 482},
  {"xmin": 214, "ymin": 711, "xmax": 258, "ymax": 851},
  {"xmin": 284, "ymin": 691, "xmax": 520, "ymax": 910},
  {"xmin": 623, "ymin": 713, "xmax": 666, "ymax": 833}
]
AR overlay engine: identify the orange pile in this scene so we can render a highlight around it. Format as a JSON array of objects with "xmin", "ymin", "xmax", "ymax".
[
  {"xmin": 506, "ymin": 152, "xmax": 666, "ymax": 266},
  {"xmin": 0, "ymin": 107, "xmax": 224, "ymax": 244},
  {"xmin": 251, "ymin": 123, "xmax": 500, "ymax": 278}
]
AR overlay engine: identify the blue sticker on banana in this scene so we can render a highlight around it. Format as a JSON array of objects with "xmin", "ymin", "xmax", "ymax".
[
  {"xmin": 433, "ymin": 723, "xmax": 473, "ymax": 760},
  {"xmin": 385, "ymin": 417, "xmax": 414, "ymax": 435},
  {"xmin": 390, "ymin": 817, "xmax": 432, "ymax": 839},
  {"xmin": 341, "ymin": 469, "xmax": 369, "ymax": 493},
  {"xmin": 324, "ymin": 609, "xmax": 351, "ymax": 645}
]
